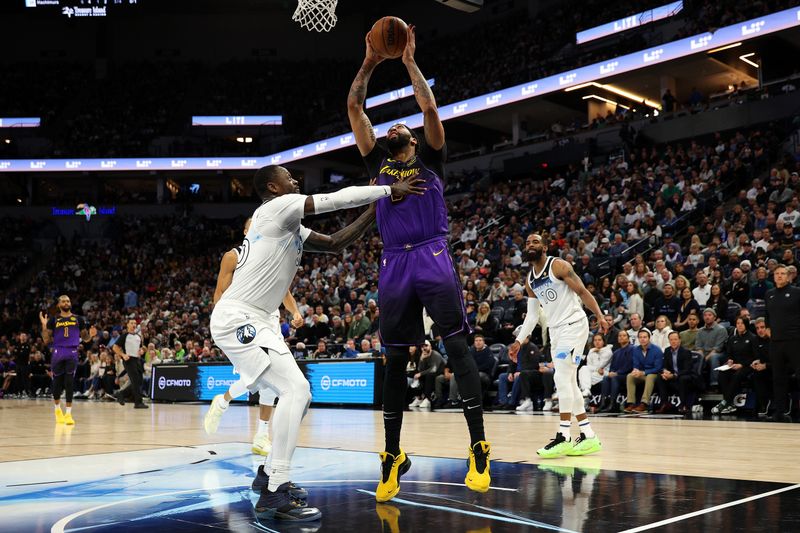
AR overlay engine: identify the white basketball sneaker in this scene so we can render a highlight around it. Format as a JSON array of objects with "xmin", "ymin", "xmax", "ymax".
[
  {"xmin": 516, "ymin": 398, "xmax": 533, "ymax": 412},
  {"xmin": 418, "ymin": 398, "xmax": 431, "ymax": 410},
  {"xmin": 204, "ymin": 394, "xmax": 227, "ymax": 434},
  {"xmin": 409, "ymin": 397, "xmax": 422, "ymax": 408},
  {"xmin": 252, "ymin": 432, "xmax": 272, "ymax": 456}
]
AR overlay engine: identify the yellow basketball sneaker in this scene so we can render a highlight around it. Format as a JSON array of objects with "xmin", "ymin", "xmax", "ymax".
[
  {"xmin": 465, "ymin": 441, "xmax": 491, "ymax": 493},
  {"xmin": 252, "ymin": 432, "xmax": 272, "ymax": 456},
  {"xmin": 64, "ymin": 413, "xmax": 75, "ymax": 425},
  {"xmin": 375, "ymin": 450, "xmax": 411, "ymax": 502},
  {"xmin": 54, "ymin": 408, "xmax": 65, "ymax": 424}
]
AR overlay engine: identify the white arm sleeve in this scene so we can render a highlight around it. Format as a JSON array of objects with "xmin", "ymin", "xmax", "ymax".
[
  {"xmin": 515, "ymin": 298, "xmax": 541, "ymax": 344},
  {"xmin": 299, "ymin": 225, "xmax": 312, "ymax": 243},
  {"xmin": 312, "ymin": 185, "xmax": 391, "ymax": 214}
]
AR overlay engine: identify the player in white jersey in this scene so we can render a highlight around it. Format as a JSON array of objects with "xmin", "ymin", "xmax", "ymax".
[
  {"xmin": 509, "ymin": 233, "xmax": 607, "ymax": 458},
  {"xmin": 210, "ymin": 164, "xmax": 423, "ymax": 522},
  {"xmin": 204, "ymin": 218, "xmax": 305, "ymax": 459}
]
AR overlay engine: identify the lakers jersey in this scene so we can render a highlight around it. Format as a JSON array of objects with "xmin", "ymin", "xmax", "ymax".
[{"xmin": 528, "ymin": 256, "xmax": 586, "ymax": 329}]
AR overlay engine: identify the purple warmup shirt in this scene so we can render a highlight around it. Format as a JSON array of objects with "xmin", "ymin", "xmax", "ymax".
[
  {"xmin": 47, "ymin": 314, "xmax": 86, "ymax": 349},
  {"xmin": 364, "ymin": 143, "xmax": 448, "ymax": 248}
]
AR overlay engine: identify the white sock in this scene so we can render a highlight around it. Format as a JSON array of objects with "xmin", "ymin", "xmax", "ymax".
[
  {"xmin": 217, "ymin": 395, "xmax": 230, "ymax": 409},
  {"xmin": 578, "ymin": 419, "xmax": 595, "ymax": 438},
  {"xmin": 558, "ymin": 421, "xmax": 571, "ymax": 440},
  {"xmin": 65, "ymin": 407, "xmax": 72, "ymax": 415},
  {"xmin": 268, "ymin": 459, "xmax": 290, "ymax": 492},
  {"xmin": 257, "ymin": 419, "xmax": 270, "ymax": 437},
  {"xmin": 55, "ymin": 405, "xmax": 62, "ymax": 413}
]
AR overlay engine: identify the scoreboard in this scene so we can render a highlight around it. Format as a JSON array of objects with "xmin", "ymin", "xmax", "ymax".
[{"xmin": 23, "ymin": 0, "xmax": 141, "ymax": 17}]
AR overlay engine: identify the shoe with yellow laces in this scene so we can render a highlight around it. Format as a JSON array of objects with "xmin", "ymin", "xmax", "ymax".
[{"xmin": 375, "ymin": 450, "xmax": 411, "ymax": 502}]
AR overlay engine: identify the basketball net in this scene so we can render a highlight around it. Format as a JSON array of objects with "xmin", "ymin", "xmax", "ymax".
[{"xmin": 292, "ymin": 0, "xmax": 338, "ymax": 32}]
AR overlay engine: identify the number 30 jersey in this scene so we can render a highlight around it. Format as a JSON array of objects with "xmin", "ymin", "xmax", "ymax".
[{"xmin": 528, "ymin": 256, "xmax": 586, "ymax": 329}]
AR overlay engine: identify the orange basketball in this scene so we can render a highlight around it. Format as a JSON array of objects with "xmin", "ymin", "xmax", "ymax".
[{"xmin": 369, "ymin": 16, "xmax": 408, "ymax": 59}]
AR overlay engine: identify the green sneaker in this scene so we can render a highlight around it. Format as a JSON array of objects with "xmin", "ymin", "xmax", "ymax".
[
  {"xmin": 566, "ymin": 433, "xmax": 602, "ymax": 456},
  {"xmin": 537, "ymin": 433, "xmax": 574, "ymax": 458}
]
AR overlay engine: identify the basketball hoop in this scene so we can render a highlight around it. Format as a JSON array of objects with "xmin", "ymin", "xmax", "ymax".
[{"xmin": 292, "ymin": 0, "xmax": 338, "ymax": 32}]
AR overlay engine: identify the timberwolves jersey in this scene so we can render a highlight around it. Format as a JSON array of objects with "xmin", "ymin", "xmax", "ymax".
[
  {"xmin": 528, "ymin": 256, "xmax": 585, "ymax": 329},
  {"xmin": 230, "ymin": 244, "xmax": 280, "ymax": 330}
]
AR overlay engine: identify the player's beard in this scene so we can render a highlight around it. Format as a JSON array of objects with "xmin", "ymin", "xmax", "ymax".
[
  {"xmin": 387, "ymin": 132, "xmax": 411, "ymax": 152},
  {"xmin": 528, "ymin": 249, "xmax": 543, "ymax": 262}
]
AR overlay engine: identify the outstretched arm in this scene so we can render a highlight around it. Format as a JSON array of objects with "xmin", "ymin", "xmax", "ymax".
[
  {"xmin": 553, "ymin": 258, "xmax": 606, "ymax": 327},
  {"xmin": 304, "ymin": 204, "xmax": 377, "ymax": 254},
  {"xmin": 213, "ymin": 250, "xmax": 238, "ymax": 304},
  {"xmin": 508, "ymin": 279, "xmax": 540, "ymax": 357},
  {"xmin": 347, "ymin": 34, "xmax": 384, "ymax": 156},
  {"xmin": 39, "ymin": 312, "xmax": 51, "ymax": 344},
  {"xmin": 282, "ymin": 291, "xmax": 304, "ymax": 328},
  {"xmin": 402, "ymin": 25, "xmax": 444, "ymax": 150}
]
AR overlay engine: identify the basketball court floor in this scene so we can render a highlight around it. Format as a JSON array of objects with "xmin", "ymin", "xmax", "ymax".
[{"xmin": 1, "ymin": 400, "xmax": 798, "ymax": 532}]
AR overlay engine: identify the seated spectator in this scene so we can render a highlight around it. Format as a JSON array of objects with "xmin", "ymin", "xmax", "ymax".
[
  {"xmin": 627, "ymin": 313, "xmax": 644, "ymax": 346},
  {"xmin": 434, "ymin": 359, "xmax": 458, "ymax": 409},
  {"xmin": 292, "ymin": 342, "xmax": 308, "ymax": 360},
  {"xmin": 650, "ymin": 315, "xmax": 674, "ymax": 351},
  {"xmin": 625, "ymin": 281, "xmax": 645, "ymax": 326},
  {"xmin": 624, "ymin": 329, "xmax": 664, "ymax": 413},
  {"xmin": 330, "ymin": 316, "xmax": 347, "ymax": 343},
  {"xmin": 654, "ymin": 282, "xmax": 681, "ymax": 326},
  {"xmin": 750, "ymin": 267, "xmax": 774, "ymax": 301},
  {"xmin": 311, "ymin": 340, "xmax": 332, "ymax": 359},
  {"xmin": 348, "ymin": 311, "xmax": 371, "ymax": 342},
  {"xmin": 679, "ymin": 312, "xmax": 701, "ymax": 350},
  {"xmin": 712, "ymin": 317, "xmax": 757, "ymax": 415},
  {"xmin": 602, "ymin": 314, "xmax": 621, "ymax": 350},
  {"xmin": 598, "ymin": 330, "xmax": 634, "ymax": 412},
  {"xmin": 695, "ymin": 308, "xmax": 729, "ymax": 388},
  {"xmin": 0, "ymin": 354, "xmax": 16, "ymax": 398},
  {"xmin": 341, "ymin": 339, "xmax": 359, "ymax": 358},
  {"xmin": 656, "ymin": 332, "xmax": 702, "ymax": 414},
  {"xmin": 408, "ymin": 340, "xmax": 444, "ymax": 409},
  {"xmin": 673, "ymin": 287, "xmax": 702, "ymax": 331},
  {"xmin": 472, "ymin": 301, "xmax": 499, "ymax": 342},
  {"xmin": 578, "ymin": 333, "xmax": 613, "ymax": 399},
  {"xmin": 706, "ymin": 284, "xmax": 729, "ymax": 324}
]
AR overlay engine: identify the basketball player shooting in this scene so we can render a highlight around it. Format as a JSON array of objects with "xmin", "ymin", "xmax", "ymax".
[
  {"xmin": 39, "ymin": 295, "xmax": 96, "ymax": 426},
  {"xmin": 347, "ymin": 25, "xmax": 491, "ymax": 502},
  {"xmin": 210, "ymin": 165, "xmax": 423, "ymax": 522},
  {"xmin": 509, "ymin": 234, "xmax": 607, "ymax": 458}
]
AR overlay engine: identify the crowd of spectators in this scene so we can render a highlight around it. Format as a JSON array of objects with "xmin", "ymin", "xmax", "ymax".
[
  {"xmin": 1, "ymin": 113, "xmax": 797, "ymax": 422},
  {"xmin": 1, "ymin": 0, "xmax": 796, "ymax": 159}
]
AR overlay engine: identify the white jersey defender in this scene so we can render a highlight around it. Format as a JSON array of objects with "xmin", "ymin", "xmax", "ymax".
[{"xmin": 528, "ymin": 256, "xmax": 586, "ymax": 331}]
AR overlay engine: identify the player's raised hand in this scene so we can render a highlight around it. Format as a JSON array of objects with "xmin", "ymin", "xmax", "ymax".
[
  {"xmin": 389, "ymin": 176, "xmax": 426, "ymax": 198},
  {"xmin": 364, "ymin": 32, "xmax": 385, "ymax": 65},
  {"xmin": 401, "ymin": 25, "xmax": 416, "ymax": 65},
  {"xmin": 39, "ymin": 311, "xmax": 47, "ymax": 326}
]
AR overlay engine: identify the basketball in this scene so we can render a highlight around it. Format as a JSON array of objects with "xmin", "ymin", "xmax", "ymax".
[{"xmin": 369, "ymin": 16, "xmax": 408, "ymax": 59}]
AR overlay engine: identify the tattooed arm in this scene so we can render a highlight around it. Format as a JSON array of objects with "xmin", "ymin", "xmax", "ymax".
[
  {"xmin": 303, "ymin": 205, "xmax": 377, "ymax": 254},
  {"xmin": 553, "ymin": 258, "xmax": 607, "ymax": 330},
  {"xmin": 401, "ymin": 25, "xmax": 444, "ymax": 150},
  {"xmin": 347, "ymin": 34, "xmax": 385, "ymax": 156}
]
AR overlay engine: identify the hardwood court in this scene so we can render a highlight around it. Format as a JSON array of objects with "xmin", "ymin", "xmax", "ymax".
[{"xmin": 1, "ymin": 399, "xmax": 798, "ymax": 532}]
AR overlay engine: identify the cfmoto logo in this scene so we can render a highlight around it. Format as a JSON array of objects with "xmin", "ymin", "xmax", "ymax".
[
  {"xmin": 321, "ymin": 375, "xmax": 331, "ymax": 391},
  {"xmin": 207, "ymin": 376, "xmax": 215, "ymax": 390},
  {"xmin": 158, "ymin": 376, "xmax": 166, "ymax": 390}
]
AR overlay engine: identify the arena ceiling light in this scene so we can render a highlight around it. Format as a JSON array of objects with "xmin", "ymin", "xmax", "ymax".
[
  {"xmin": 707, "ymin": 42, "xmax": 742, "ymax": 54},
  {"xmin": 581, "ymin": 94, "xmax": 631, "ymax": 110},
  {"xmin": 566, "ymin": 82, "xmax": 660, "ymax": 109},
  {"xmin": 739, "ymin": 53, "xmax": 759, "ymax": 68}
]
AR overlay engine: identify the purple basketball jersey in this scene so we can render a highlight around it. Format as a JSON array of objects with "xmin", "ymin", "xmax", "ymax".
[
  {"xmin": 47, "ymin": 314, "xmax": 85, "ymax": 349},
  {"xmin": 364, "ymin": 143, "xmax": 448, "ymax": 248}
]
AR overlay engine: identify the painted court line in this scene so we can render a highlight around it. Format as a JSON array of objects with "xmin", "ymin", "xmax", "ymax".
[{"xmin": 619, "ymin": 483, "xmax": 800, "ymax": 532}]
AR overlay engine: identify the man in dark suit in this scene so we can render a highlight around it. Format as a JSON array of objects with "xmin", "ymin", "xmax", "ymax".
[{"xmin": 656, "ymin": 331, "xmax": 701, "ymax": 414}]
